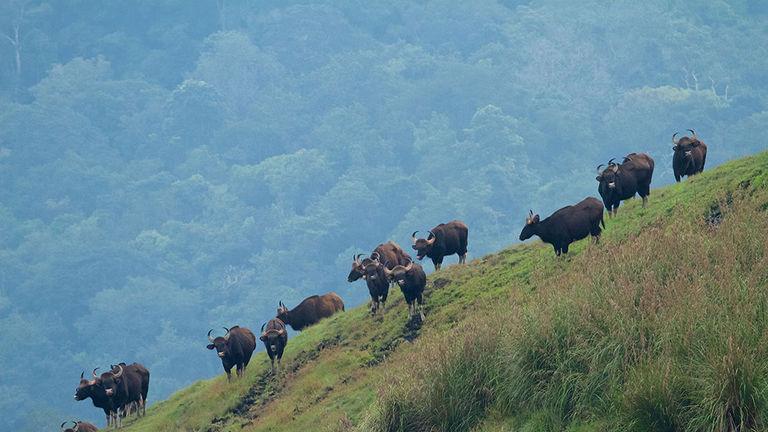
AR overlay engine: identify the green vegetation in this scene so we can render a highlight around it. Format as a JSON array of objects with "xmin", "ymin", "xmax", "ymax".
[{"xmin": 122, "ymin": 152, "xmax": 767, "ymax": 431}]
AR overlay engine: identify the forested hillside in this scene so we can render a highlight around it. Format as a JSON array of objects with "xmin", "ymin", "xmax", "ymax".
[{"xmin": 0, "ymin": 1, "xmax": 766, "ymax": 429}]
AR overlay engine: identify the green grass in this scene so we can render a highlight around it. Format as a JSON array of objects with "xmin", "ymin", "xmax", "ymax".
[{"xmin": 124, "ymin": 151, "xmax": 768, "ymax": 432}]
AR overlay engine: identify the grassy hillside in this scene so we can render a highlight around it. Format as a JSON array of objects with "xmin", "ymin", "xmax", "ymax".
[{"xmin": 122, "ymin": 151, "xmax": 768, "ymax": 432}]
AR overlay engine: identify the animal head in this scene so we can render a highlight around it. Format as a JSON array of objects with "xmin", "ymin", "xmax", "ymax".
[
  {"xmin": 347, "ymin": 254, "xmax": 366, "ymax": 282},
  {"xmin": 383, "ymin": 259, "xmax": 413, "ymax": 286},
  {"xmin": 276, "ymin": 301, "xmax": 290, "ymax": 322},
  {"xmin": 206, "ymin": 328, "xmax": 233, "ymax": 359},
  {"xmin": 97, "ymin": 364, "xmax": 124, "ymax": 397},
  {"xmin": 74, "ymin": 369, "xmax": 99, "ymax": 401},
  {"xmin": 411, "ymin": 231, "xmax": 436, "ymax": 260},
  {"xmin": 672, "ymin": 129, "xmax": 702, "ymax": 159},
  {"xmin": 363, "ymin": 253, "xmax": 385, "ymax": 281},
  {"xmin": 260, "ymin": 321, "xmax": 286, "ymax": 354},
  {"xmin": 595, "ymin": 158, "xmax": 620, "ymax": 189},
  {"xmin": 519, "ymin": 210, "xmax": 540, "ymax": 241},
  {"xmin": 60, "ymin": 421, "xmax": 82, "ymax": 432}
]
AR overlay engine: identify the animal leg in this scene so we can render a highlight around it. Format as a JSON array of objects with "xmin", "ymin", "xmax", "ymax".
[
  {"xmin": 226, "ymin": 369, "xmax": 232, "ymax": 382},
  {"xmin": 459, "ymin": 253, "xmax": 466, "ymax": 264}
]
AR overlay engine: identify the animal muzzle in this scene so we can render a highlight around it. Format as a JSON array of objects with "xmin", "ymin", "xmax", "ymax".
[
  {"xmin": 218, "ymin": 352, "xmax": 225, "ymax": 358},
  {"xmin": 607, "ymin": 182, "xmax": 616, "ymax": 189},
  {"xmin": 105, "ymin": 388, "xmax": 114, "ymax": 396},
  {"xmin": 416, "ymin": 254, "xmax": 425, "ymax": 260},
  {"xmin": 270, "ymin": 345, "xmax": 277, "ymax": 353},
  {"xmin": 397, "ymin": 279, "xmax": 406, "ymax": 285}
]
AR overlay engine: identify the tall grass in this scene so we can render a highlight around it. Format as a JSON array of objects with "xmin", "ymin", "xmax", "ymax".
[{"xmin": 363, "ymin": 194, "xmax": 768, "ymax": 432}]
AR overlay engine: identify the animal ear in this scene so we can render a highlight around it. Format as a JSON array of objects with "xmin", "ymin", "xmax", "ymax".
[
  {"xmin": 595, "ymin": 175, "xmax": 601, "ymax": 181},
  {"xmin": 206, "ymin": 344, "xmax": 215, "ymax": 350},
  {"xmin": 411, "ymin": 245, "xmax": 418, "ymax": 250},
  {"xmin": 672, "ymin": 145, "xmax": 678, "ymax": 151},
  {"xmin": 533, "ymin": 215, "xmax": 540, "ymax": 223},
  {"xmin": 259, "ymin": 334, "xmax": 267, "ymax": 341}
]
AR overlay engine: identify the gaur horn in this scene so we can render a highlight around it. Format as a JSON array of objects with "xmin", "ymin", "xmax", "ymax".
[
  {"xmin": 72, "ymin": 421, "xmax": 80, "ymax": 432},
  {"xmin": 610, "ymin": 163, "xmax": 619, "ymax": 173},
  {"xmin": 261, "ymin": 322, "xmax": 267, "ymax": 333},
  {"xmin": 607, "ymin": 158, "xmax": 617, "ymax": 165},
  {"xmin": 596, "ymin": 163, "xmax": 605, "ymax": 173},
  {"xmin": 426, "ymin": 230, "xmax": 436, "ymax": 244},
  {"xmin": 371, "ymin": 251, "xmax": 380, "ymax": 261},
  {"xmin": 687, "ymin": 128, "xmax": 697, "ymax": 139},
  {"xmin": 411, "ymin": 231, "xmax": 419, "ymax": 244},
  {"xmin": 354, "ymin": 254, "xmax": 364, "ymax": 265},
  {"xmin": 112, "ymin": 364, "xmax": 123, "ymax": 378},
  {"xmin": 92, "ymin": 368, "xmax": 100, "ymax": 379},
  {"xmin": 207, "ymin": 329, "xmax": 215, "ymax": 342},
  {"xmin": 60, "ymin": 421, "xmax": 69, "ymax": 429},
  {"xmin": 672, "ymin": 132, "xmax": 680, "ymax": 145},
  {"xmin": 223, "ymin": 327, "xmax": 230, "ymax": 339},
  {"xmin": 80, "ymin": 371, "xmax": 84, "ymax": 379}
]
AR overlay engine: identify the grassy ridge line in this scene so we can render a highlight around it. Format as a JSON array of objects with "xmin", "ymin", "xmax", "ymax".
[
  {"xmin": 123, "ymin": 152, "xmax": 768, "ymax": 432},
  {"xmin": 364, "ymin": 152, "xmax": 768, "ymax": 431}
]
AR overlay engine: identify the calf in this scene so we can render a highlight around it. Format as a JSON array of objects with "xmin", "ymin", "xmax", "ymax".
[
  {"xmin": 260, "ymin": 318, "xmax": 288, "ymax": 372},
  {"xmin": 207, "ymin": 326, "xmax": 257, "ymax": 381}
]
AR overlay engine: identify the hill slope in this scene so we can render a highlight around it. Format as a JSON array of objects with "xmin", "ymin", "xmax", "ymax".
[{"xmin": 122, "ymin": 152, "xmax": 768, "ymax": 432}]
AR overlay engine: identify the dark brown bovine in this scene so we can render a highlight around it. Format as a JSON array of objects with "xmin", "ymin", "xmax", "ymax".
[
  {"xmin": 260, "ymin": 318, "xmax": 288, "ymax": 372},
  {"xmin": 110, "ymin": 362, "xmax": 150, "ymax": 418},
  {"xmin": 411, "ymin": 220, "xmax": 469, "ymax": 270},
  {"xmin": 206, "ymin": 326, "xmax": 257, "ymax": 381},
  {"xmin": 347, "ymin": 241, "xmax": 411, "ymax": 282},
  {"xmin": 348, "ymin": 241, "xmax": 411, "ymax": 314},
  {"xmin": 382, "ymin": 259, "xmax": 427, "ymax": 322},
  {"xmin": 276, "ymin": 292, "xmax": 345, "ymax": 331},
  {"xmin": 74, "ymin": 369, "xmax": 114, "ymax": 428},
  {"xmin": 519, "ymin": 197, "xmax": 605, "ymax": 256},
  {"xmin": 61, "ymin": 420, "xmax": 99, "ymax": 432},
  {"xmin": 596, "ymin": 152, "xmax": 655, "ymax": 216},
  {"xmin": 672, "ymin": 129, "xmax": 708, "ymax": 182}
]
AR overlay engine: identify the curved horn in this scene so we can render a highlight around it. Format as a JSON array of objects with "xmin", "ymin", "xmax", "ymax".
[
  {"xmin": 261, "ymin": 322, "xmax": 267, "ymax": 333},
  {"xmin": 223, "ymin": 327, "xmax": 230, "ymax": 339},
  {"xmin": 672, "ymin": 132, "xmax": 680, "ymax": 145},
  {"xmin": 112, "ymin": 364, "xmax": 123, "ymax": 378},
  {"xmin": 411, "ymin": 231, "xmax": 419, "ymax": 244},
  {"xmin": 371, "ymin": 251, "xmax": 381, "ymax": 261},
  {"xmin": 92, "ymin": 368, "xmax": 100, "ymax": 379},
  {"xmin": 61, "ymin": 421, "xmax": 69, "ymax": 429},
  {"xmin": 72, "ymin": 421, "xmax": 80, "ymax": 432},
  {"xmin": 426, "ymin": 230, "xmax": 436, "ymax": 245},
  {"xmin": 354, "ymin": 254, "xmax": 364, "ymax": 265},
  {"xmin": 608, "ymin": 158, "xmax": 616, "ymax": 165},
  {"xmin": 208, "ymin": 329, "xmax": 215, "ymax": 342},
  {"xmin": 687, "ymin": 128, "xmax": 697, "ymax": 139},
  {"xmin": 596, "ymin": 163, "xmax": 605, "ymax": 173},
  {"xmin": 80, "ymin": 371, "xmax": 84, "ymax": 379}
]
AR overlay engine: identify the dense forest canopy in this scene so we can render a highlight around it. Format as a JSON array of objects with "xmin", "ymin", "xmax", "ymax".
[{"xmin": 0, "ymin": 0, "xmax": 766, "ymax": 428}]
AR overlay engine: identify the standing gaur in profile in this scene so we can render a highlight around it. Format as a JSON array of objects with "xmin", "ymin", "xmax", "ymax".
[
  {"xmin": 207, "ymin": 326, "xmax": 257, "ymax": 381},
  {"xmin": 519, "ymin": 197, "xmax": 605, "ymax": 256},
  {"xmin": 60, "ymin": 420, "xmax": 98, "ymax": 432},
  {"xmin": 383, "ymin": 259, "xmax": 427, "ymax": 322},
  {"xmin": 672, "ymin": 129, "xmax": 707, "ymax": 182},
  {"xmin": 411, "ymin": 220, "xmax": 469, "ymax": 271},
  {"xmin": 596, "ymin": 152, "xmax": 655, "ymax": 216},
  {"xmin": 348, "ymin": 241, "xmax": 412, "ymax": 315},
  {"xmin": 277, "ymin": 292, "xmax": 345, "ymax": 331},
  {"xmin": 260, "ymin": 318, "xmax": 288, "ymax": 372}
]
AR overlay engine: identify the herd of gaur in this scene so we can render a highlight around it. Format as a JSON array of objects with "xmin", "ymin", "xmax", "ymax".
[{"xmin": 65, "ymin": 131, "xmax": 707, "ymax": 430}]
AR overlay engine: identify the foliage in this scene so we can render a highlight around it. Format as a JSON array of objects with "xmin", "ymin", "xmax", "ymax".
[{"xmin": 0, "ymin": 1, "xmax": 767, "ymax": 429}]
